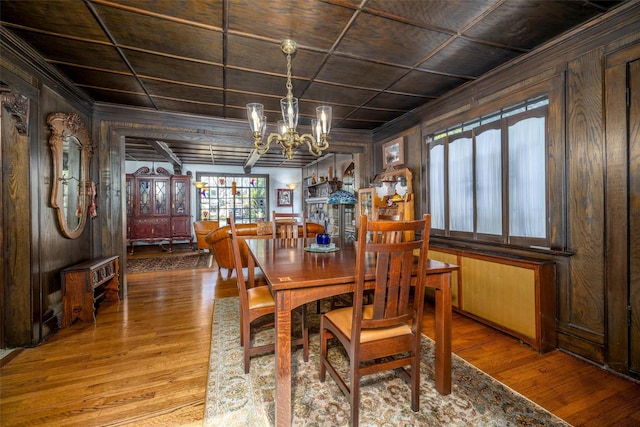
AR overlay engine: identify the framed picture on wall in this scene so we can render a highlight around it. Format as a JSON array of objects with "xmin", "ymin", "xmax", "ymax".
[
  {"xmin": 382, "ymin": 137, "xmax": 404, "ymax": 168},
  {"xmin": 277, "ymin": 188, "xmax": 292, "ymax": 207}
]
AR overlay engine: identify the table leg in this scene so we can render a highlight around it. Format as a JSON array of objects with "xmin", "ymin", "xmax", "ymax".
[
  {"xmin": 247, "ymin": 254, "xmax": 255, "ymax": 287},
  {"xmin": 274, "ymin": 290, "xmax": 293, "ymax": 426},
  {"xmin": 433, "ymin": 272, "xmax": 452, "ymax": 395}
]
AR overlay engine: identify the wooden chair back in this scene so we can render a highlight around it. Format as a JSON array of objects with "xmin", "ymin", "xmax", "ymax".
[
  {"xmin": 228, "ymin": 215, "xmax": 251, "ymax": 312},
  {"xmin": 355, "ymin": 214, "xmax": 431, "ymax": 331},
  {"xmin": 376, "ymin": 213, "xmax": 401, "ymax": 221},
  {"xmin": 272, "ymin": 211, "xmax": 307, "ymax": 240}
]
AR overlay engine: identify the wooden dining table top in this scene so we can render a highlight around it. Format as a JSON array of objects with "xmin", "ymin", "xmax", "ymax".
[{"xmin": 246, "ymin": 237, "xmax": 458, "ymax": 292}]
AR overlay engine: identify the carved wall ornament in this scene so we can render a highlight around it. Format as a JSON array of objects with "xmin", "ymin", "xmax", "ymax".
[{"xmin": 1, "ymin": 86, "xmax": 30, "ymax": 136}]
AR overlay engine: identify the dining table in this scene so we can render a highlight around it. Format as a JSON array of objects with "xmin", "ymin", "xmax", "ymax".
[{"xmin": 245, "ymin": 237, "xmax": 459, "ymax": 426}]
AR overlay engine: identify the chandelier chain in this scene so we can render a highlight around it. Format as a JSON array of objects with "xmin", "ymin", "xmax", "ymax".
[{"xmin": 286, "ymin": 52, "xmax": 293, "ymax": 101}]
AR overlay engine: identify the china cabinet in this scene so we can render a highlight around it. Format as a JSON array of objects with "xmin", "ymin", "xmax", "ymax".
[
  {"xmin": 304, "ymin": 179, "xmax": 339, "ymax": 233},
  {"xmin": 326, "ymin": 203, "xmax": 356, "ymax": 241},
  {"xmin": 126, "ymin": 166, "xmax": 192, "ymax": 253},
  {"xmin": 303, "ymin": 154, "xmax": 357, "ymax": 240}
]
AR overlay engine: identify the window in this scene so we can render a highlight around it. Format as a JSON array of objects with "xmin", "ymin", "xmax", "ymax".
[
  {"xmin": 428, "ymin": 97, "xmax": 548, "ymax": 247},
  {"xmin": 196, "ymin": 174, "xmax": 268, "ymax": 224}
]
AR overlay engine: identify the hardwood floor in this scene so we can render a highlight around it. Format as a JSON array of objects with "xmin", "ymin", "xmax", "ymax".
[{"xmin": 1, "ymin": 250, "xmax": 639, "ymax": 426}]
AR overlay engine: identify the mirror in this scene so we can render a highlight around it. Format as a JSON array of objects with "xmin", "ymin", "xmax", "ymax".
[{"xmin": 47, "ymin": 112, "xmax": 93, "ymax": 239}]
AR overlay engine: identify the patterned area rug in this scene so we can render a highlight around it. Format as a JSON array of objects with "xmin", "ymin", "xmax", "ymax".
[
  {"xmin": 127, "ymin": 252, "xmax": 212, "ymax": 273},
  {"xmin": 205, "ymin": 297, "xmax": 571, "ymax": 427}
]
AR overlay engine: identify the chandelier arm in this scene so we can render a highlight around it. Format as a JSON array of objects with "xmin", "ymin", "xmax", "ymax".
[
  {"xmin": 253, "ymin": 132, "xmax": 275, "ymax": 155},
  {"xmin": 299, "ymin": 133, "xmax": 328, "ymax": 157},
  {"xmin": 267, "ymin": 132, "xmax": 282, "ymax": 147}
]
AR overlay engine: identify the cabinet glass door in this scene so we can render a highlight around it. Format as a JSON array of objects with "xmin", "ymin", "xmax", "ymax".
[
  {"xmin": 172, "ymin": 178, "xmax": 188, "ymax": 215},
  {"xmin": 154, "ymin": 179, "xmax": 168, "ymax": 215},
  {"xmin": 126, "ymin": 177, "xmax": 133, "ymax": 217},
  {"xmin": 138, "ymin": 179, "xmax": 152, "ymax": 215}
]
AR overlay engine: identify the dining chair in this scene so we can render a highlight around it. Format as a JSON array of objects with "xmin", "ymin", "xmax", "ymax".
[
  {"xmin": 229, "ymin": 215, "xmax": 309, "ymax": 373},
  {"xmin": 272, "ymin": 210, "xmax": 332, "ymax": 313},
  {"xmin": 319, "ymin": 214, "xmax": 431, "ymax": 426},
  {"xmin": 272, "ymin": 211, "xmax": 307, "ymax": 240}
]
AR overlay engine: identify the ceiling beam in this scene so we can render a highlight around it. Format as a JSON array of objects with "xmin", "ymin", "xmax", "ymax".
[
  {"xmin": 148, "ymin": 140, "xmax": 183, "ymax": 170},
  {"xmin": 243, "ymin": 149, "xmax": 261, "ymax": 174}
]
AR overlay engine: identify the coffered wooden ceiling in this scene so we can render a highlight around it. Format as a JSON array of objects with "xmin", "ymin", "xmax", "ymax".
[{"xmin": 0, "ymin": 0, "xmax": 625, "ymax": 169}]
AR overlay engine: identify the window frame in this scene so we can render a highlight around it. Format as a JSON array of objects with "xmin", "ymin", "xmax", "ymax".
[
  {"xmin": 426, "ymin": 97, "xmax": 551, "ymax": 249},
  {"xmin": 195, "ymin": 173, "xmax": 269, "ymax": 224}
]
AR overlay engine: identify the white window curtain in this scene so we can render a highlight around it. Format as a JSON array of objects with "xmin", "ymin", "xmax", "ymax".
[
  {"xmin": 448, "ymin": 136, "xmax": 473, "ymax": 232},
  {"xmin": 508, "ymin": 117, "xmax": 546, "ymax": 238},
  {"xmin": 475, "ymin": 128, "xmax": 502, "ymax": 235},
  {"xmin": 429, "ymin": 144, "xmax": 445, "ymax": 229}
]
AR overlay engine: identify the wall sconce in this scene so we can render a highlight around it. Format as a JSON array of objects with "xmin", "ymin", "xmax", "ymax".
[{"xmin": 193, "ymin": 181, "xmax": 207, "ymax": 189}]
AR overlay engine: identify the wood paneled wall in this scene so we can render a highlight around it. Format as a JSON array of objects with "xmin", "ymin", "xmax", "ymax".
[
  {"xmin": 374, "ymin": 4, "xmax": 640, "ymax": 376},
  {"xmin": 1, "ymin": 42, "xmax": 94, "ymax": 347}
]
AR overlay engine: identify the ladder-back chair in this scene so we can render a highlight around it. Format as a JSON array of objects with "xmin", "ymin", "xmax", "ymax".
[
  {"xmin": 229, "ymin": 215, "xmax": 309, "ymax": 373},
  {"xmin": 319, "ymin": 214, "xmax": 431, "ymax": 426},
  {"xmin": 272, "ymin": 211, "xmax": 307, "ymax": 240}
]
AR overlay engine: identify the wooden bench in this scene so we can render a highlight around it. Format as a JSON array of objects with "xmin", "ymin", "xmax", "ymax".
[{"xmin": 61, "ymin": 256, "xmax": 120, "ymax": 327}]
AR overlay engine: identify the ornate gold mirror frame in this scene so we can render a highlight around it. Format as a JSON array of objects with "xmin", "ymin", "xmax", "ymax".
[{"xmin": 47, "ymin": 112, "xmax": 93, "ymax": 239}]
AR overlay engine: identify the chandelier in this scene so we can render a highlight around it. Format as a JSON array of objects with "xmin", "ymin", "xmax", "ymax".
[{"xmin": 246, "ymin": 39, "xmax": 332, "ymax": 160}]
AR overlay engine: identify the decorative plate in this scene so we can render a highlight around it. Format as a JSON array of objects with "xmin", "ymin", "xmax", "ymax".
[{"xmin": 304, "ymin": 246, "xmax": 340, "ymax": 253}]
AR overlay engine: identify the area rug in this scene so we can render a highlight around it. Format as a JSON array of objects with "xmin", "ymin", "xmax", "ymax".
[
  {"xmin": 126, "ymin": 252, "xmax": 212, "ymax": 273},
  {"xmin": 204, "ymin": 297, "xmax": 571, "ymax": 427}
]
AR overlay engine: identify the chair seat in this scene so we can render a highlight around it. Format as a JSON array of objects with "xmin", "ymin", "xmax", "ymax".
[
  {"xmin": 247, "ymin": 286, "xmax": 275, "ymax": 310},
  {"xmin": 324, "ymin": 305, "xmax": 412, "ymax": 343}
]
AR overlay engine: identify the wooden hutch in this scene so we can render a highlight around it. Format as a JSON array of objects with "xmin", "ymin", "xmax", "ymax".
[
  {"xmin": 126, "ymin": 166, "xmax": 192, "ymax": 253},
  {"xmin": 357, "ymin": 167, "xmax": 415, "ymax": 223}
]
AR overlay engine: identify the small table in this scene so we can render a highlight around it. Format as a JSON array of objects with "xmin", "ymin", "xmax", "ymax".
[{"xmin": 246, "ymin": 238, "xmax": 458, "ymax": 426}]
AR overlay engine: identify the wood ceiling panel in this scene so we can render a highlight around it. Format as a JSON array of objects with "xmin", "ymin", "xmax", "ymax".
[
  {"xmin": 141, "ymin": 79, "xmax": 224, "ymax": 104},
  {"xmin": 362, "ymin": 92, "xmax": 429, "ymax": 112},
  {"xmin": 9, "ymin": 29, "xmax": 127, "ymax": 72},
  {"xmin": 334, "ymin": 118, "xmax": 386, "ymax": 130},
  {"xmin": 462, "ymin": 0, "xmax": 606, "ymax": 50},
  {"xmin": 336, "ymin": 12, "xmax": 452, "ymax": 66},
  {"xmin": 303, "ymin": 82, "xmax": 377, "ymax": 107},
  {"xmin": 388, "ymin": 70, "xmax": 468, "ymax": 98},
  {"xmin": 364, "ymin": 0, "xmax": 498, "ymax": 33},
  {"xmin": 82, "ymin": 88, "xmax": 156, "ymax": 109},
  {"xmin": 0, "ymin": 0, "xmax": 109, "ymax": 42},
  {"xmin": 418, "ymin": 38, "xmax": 521, "ymax": 77},
  {"xmin": 227, "ymin": 0, "xmax": 355, "ymax": 50},
  {"xmin": 315, "ymin": 55, "xmax": 408, "ymax": 90},
  {"xmin": 111, "ymin": 0, "xmax": 225, "ymax": 28},
  {"xmin": 93, "ymin": 3, "xmax": 223, "ymax": 63},
  {"xmin": 55, "ymin": 65, "xmax": 143, "ymax": 93},
  {"xmin": 225, "ymin": 69, "xmax": 310, "ymax": 98},
  {"xmin": 226, "ymin": 35, "xmax": 327, "ymax": 78},
  {"xmin": 123, "ymin": 49, "xmax": 224, "ymax": 88},
  {"xmin": 346, "ymin": 108, "xmax": 410, "ymax": 123},
  {"xmin": 151, "ymin": 98, "xmax": 225, "ymax": 118}
]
